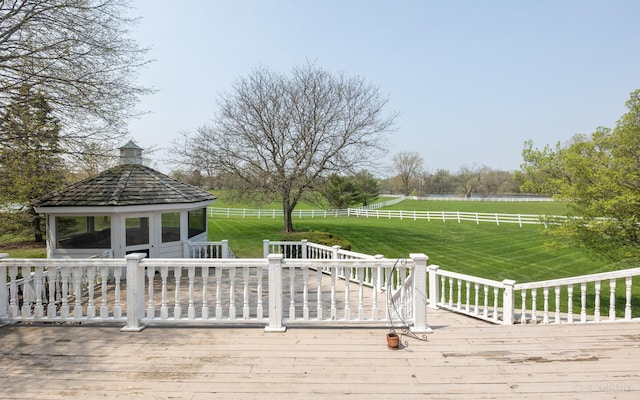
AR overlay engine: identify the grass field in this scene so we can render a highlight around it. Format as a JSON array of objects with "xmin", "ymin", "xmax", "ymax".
[{"xmin": 208, "ymin": 215, "xmax": 628, "ymax": 282}]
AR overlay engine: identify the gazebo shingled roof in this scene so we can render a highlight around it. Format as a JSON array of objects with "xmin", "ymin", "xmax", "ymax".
[{"xmin": 35, "ymin": 163, "xmax": 216, "ymax": 207}]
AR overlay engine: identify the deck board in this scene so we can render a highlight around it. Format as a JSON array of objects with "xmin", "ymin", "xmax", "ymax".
[{"xmin": 1, "ymin": 309, "xmax": 639, "ymax": 399}]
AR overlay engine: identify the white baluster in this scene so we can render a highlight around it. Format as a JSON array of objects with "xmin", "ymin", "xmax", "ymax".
[
  {"xmin": 113, "ymin": 266, "xmax": 122, "ymax": 319},
  {"xmin": 173, "ymin": 267, "xmax": 182, "ymax": 319},
  {"xmin": 594, "ymin": 280, "xmax": 601, "ymax": 322},
  {"xmin": 330, "ymin": 265, "xmax": 337, "ymax": 320},
  {"xmin": 531, "ymin": 289, "xmax": 537, "ymax": 324},
  {"xmin": 440, "ymin": 276, "xmax": 446, "ymax": 305},
  {"xmin": 609, "ymin": 279, "xmax": 616, "ymax": 321},
  {"xmin": 520, "ymin": 290, "xmax": 527, "ymax": 324},
  {"xmin": 256, "ymin": 265, "xmax": 264, "ymax": 320},
  {"xmin": 72, "ymin": 267, "xmax": 83, "ymax": 319},
  {"xmin": 371, "ymin": 265, "xmax": 378, "ymax": 321},
  {"xmin": 187, "ymin": 266, "xmax": 195, "ymax": 320},
  {"xmin": 456, "ymin": 279, "xmax": 462, "ymax": 310},
  {"xmin": 567, "ymin": 284, "xmax": 573, "ymax": 323},
  {"xmin": 448, "ymin": 278, "xmax": 453, "ymax": 308},
  {"xmin": 344, "ymin": 266, "xmax": 351, "ymax": 320},
  {"xmin": 288, "ymin": 265, "xmax": 295, "ymax": 319},
  {"xmin": 465, "ymin": 281, "xmax": 470, "ymax": 313},
  {"xmin": 492, "ymin": 287, "xmax": 498, "ymax": 322},
  {"xmin": 580, "ymin": 283, "xmax": 587, "ymax": 323},
  {"xmin": 625, "ymin": 276, "xmax": 632, "ymax": 320},
  {"xmin": 229, "ymin": 266, "xmax": 236, "ymax": 319},
  {"xmin": 86, "ymin": 266, "xmax": 96, "ymax": 319},
  {"xmin": 543, "ymin": 287, "xmax": 549, "ymax": 324},
  {"xmin": 302, "ymin": 265, "xmax": 309, "ymax": 321},
  {"xmin": 20, "ymin": 266, "xmax": 31, "ymax": 319},
  {"xmin": 160, "ymin": 266, "xmax": 168, "ymax": 319},
  {"xmin": 146, "ymin": 265, "xmax": 155, "ymax": 319},
  {"xmin": 483, "ymin": 285, "xmax": 489, "ymax": 318},
  {"xmin": 34, "ymin": 266, "xmax": 44, "ymax": 319},
  {"xmin": 60, "ymin": 267, "xmax": 70, "ymax": 318},
  {"xmin": 358, "ymin": 267, "xmax": 365, "ymax": 320},
  {"xmin": 215, "ymin": 267, "xmax": 222, "ymax": 319},
  {"xmin": 316, "ymin": 266, "xmax": 323, "ymax": 320},
  {"xmin": 47, "ymin": 267, "xmax": 58, "ymax": 319},
  {"xmin": 474, "ymin": 283, "xmax": 479, "ymax": 315},
  {"xmin": 201, "ymin": 266, "xmax": 209, "ymax": 320},
  {"xmin": 99, "ymin": 266, "xmax": 109, "ymax": 319},
  {"xmin": 554, "ymin": 286, "xmax": 561, "ymax": 324},
  {"xmin": 7, "ymin": 266, "xmax": 17, "ymax": 318},
  {"xmin": 242, "ymin": 266, "xmax": 250, "ymax": 319}
]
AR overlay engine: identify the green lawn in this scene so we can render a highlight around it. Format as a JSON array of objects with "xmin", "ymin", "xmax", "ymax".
[{"xmin": 208, "ymin": 216, "xmax": 628, "ymax": 281}]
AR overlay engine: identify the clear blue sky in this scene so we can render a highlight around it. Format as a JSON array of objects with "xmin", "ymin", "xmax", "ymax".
[{"xmin": 127, "ymin": 0, "xmax": 640, "ymax": 175}]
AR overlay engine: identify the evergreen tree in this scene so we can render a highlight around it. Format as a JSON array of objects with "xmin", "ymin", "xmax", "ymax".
[{"xmin": 0, "ymin": 85, "xmax": 66, "ymax": 241}]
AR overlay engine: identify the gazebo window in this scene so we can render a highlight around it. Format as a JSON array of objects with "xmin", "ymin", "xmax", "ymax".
[
  {"xmin": 162, "ymin": 212, "xmax": 181, "ymax": 243},
  {"xmin": 188, "ymin": 208, "xmax": 206, "ymax": 238},
  {"xmin": 56, "ymin": 216, "xmax": 111, "ymax": 249},
  {"xmin": 126, "ymin": 217, "xmax": 149, "ymax": 246}
]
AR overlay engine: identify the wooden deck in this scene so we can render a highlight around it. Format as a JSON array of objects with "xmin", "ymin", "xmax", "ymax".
[{"xmin": 1, "ymin": 308, "xmax": 639, "ymax": 399}]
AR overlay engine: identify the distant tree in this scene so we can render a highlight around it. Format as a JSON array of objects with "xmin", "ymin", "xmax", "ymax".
[
  {"xmin": 0, "ymin": 85, "xmax": 66, "ymax": 241},
  {"xmin": 518, "ymin": 89, "xmax": 640, "ymax": 262},
  {"xmin": 321, "ymin": 175, "xmax": 360, "ymax": 209},
  {"xmin": 456, "ymin": 164, "xmax": 489, "ymax": 198},
  {"xmin": 392, "ymin": 151, "xmax": 424, "ymax": 195},
  {"xmin": 352, "ymin": 170, "xmax": 380, "ymax": 206},
  {"xmin": 178, "ymin": 62, "xmax": 396, "ymax": 232},
  {"xmin": 0, "ymin": 0, "xmax": 152, "ymax": 159},
  {"xmin": 428, "ymin": 169, "xmax": 456, "ymax": 194}
]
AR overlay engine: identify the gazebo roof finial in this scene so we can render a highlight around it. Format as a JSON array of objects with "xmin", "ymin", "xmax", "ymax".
[{"xmin": 119, "ymin": 140, "xmax": 143, "ymax": 165}]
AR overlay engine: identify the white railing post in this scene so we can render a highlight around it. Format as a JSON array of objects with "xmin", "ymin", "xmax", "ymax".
[
  {"xmin": 427, "ymin": 264, "xmax": 440, "ymax": 309},
  {"xmin": 121, "ymin": 253, "xmax": 147, "ymax": 332},
  {"xmin": 332, "ymin": 245, "xmax": 340, "ymax": 259},
  {"xmin": 301, "ymin": 239, "xmax": 308, "ymax": 259},
  {"xmin": 221, "ymin": 240, "xmax": 230, "ymax": 258},
  {"xmin": 410, "ymin": 253, "xmax": 432, "ymax": 333},
  {"xmin": 265, "ymin": 254, "xmax": 286, "ymax": 332},
  {"xmin": 502, "ymin": 279, "xmax": 516, "ymax": 325},
  {"xmin": 375, "ymin": 254, "xmax": 384, "ymax": 292},
  {"xmin": 0, "ymin": 254, "xmax": 8, "ymax": 320},
  {"xmin": 263, "ymin": 240, "xmax": 270, "ymax": 258}
]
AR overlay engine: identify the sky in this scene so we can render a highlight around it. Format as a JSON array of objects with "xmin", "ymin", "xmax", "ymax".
[{"xmin": 126, "ymin": 0, "xmax": 640, "ymax": 175}]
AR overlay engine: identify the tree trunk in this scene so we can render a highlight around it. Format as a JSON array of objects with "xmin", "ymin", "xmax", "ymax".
[{"xmin": 283, "ymin": 206, "xmax": 294, "ymax": 232}]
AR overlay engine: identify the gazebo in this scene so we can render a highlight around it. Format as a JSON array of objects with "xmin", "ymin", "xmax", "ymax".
[{"xmin": 34, "ymin": 141, "xmax": 217, "ymax": 258}]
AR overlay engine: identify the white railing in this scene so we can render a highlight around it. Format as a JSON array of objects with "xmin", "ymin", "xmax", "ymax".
[
  {"xmin": 185, "ymin": 240, "xmax": 235, "ymax": 258},
  {"xmin": 513, "ymin": 268, "xmax": 640, "ymax": 324},
  {"xmin": 262, "ymin": 240, "xmax": 387, "ymax": 291},
  {"xmin": 209, "ymin": 207, "xmax": 562, "ymax": 227},
  {"xmin": 426, "ymin": 265, "xmax": 516, "ymax": 324},
  {"xmin": 426, "ymin": 264, "xmax": 640, "ymax": 325},
  {"xmin": 1, "ymin": 252, "xmax": 429, "ymax": 333}
]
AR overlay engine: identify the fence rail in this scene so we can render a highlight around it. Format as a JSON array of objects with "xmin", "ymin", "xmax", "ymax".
[{"xmin": 210, "ymin": 207, "xmax": 563, "ymax": 227}]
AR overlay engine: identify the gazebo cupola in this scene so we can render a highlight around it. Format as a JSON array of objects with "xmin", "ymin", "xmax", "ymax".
[{"xmin": 34, "ymin": 141, "xmax": 216, "ymax": 259}]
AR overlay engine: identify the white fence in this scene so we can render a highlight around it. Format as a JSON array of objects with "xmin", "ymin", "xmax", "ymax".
[
  {"xmin": 0, "ymin": 252, "xmax": 428, "ymax": 332},
  {"xmin": 209, "ymin": 207, "xmax": 561, "ymax": 227}
]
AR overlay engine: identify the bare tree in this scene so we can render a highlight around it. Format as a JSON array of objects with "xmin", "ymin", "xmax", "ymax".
[
  {"xmin": 456, "ymin": 164, "xmax": 490, "ymax": 198},
  {"xmin": 0, "ymin": 0, "xmax": 152, "ymax": 158},
  {"xmin": 392, "ymin": 151, "xmax": 424, "ymax": 195},
  {"xmin": 183, "ymin": 62, "xmax": 396, "ymax": 232}
]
